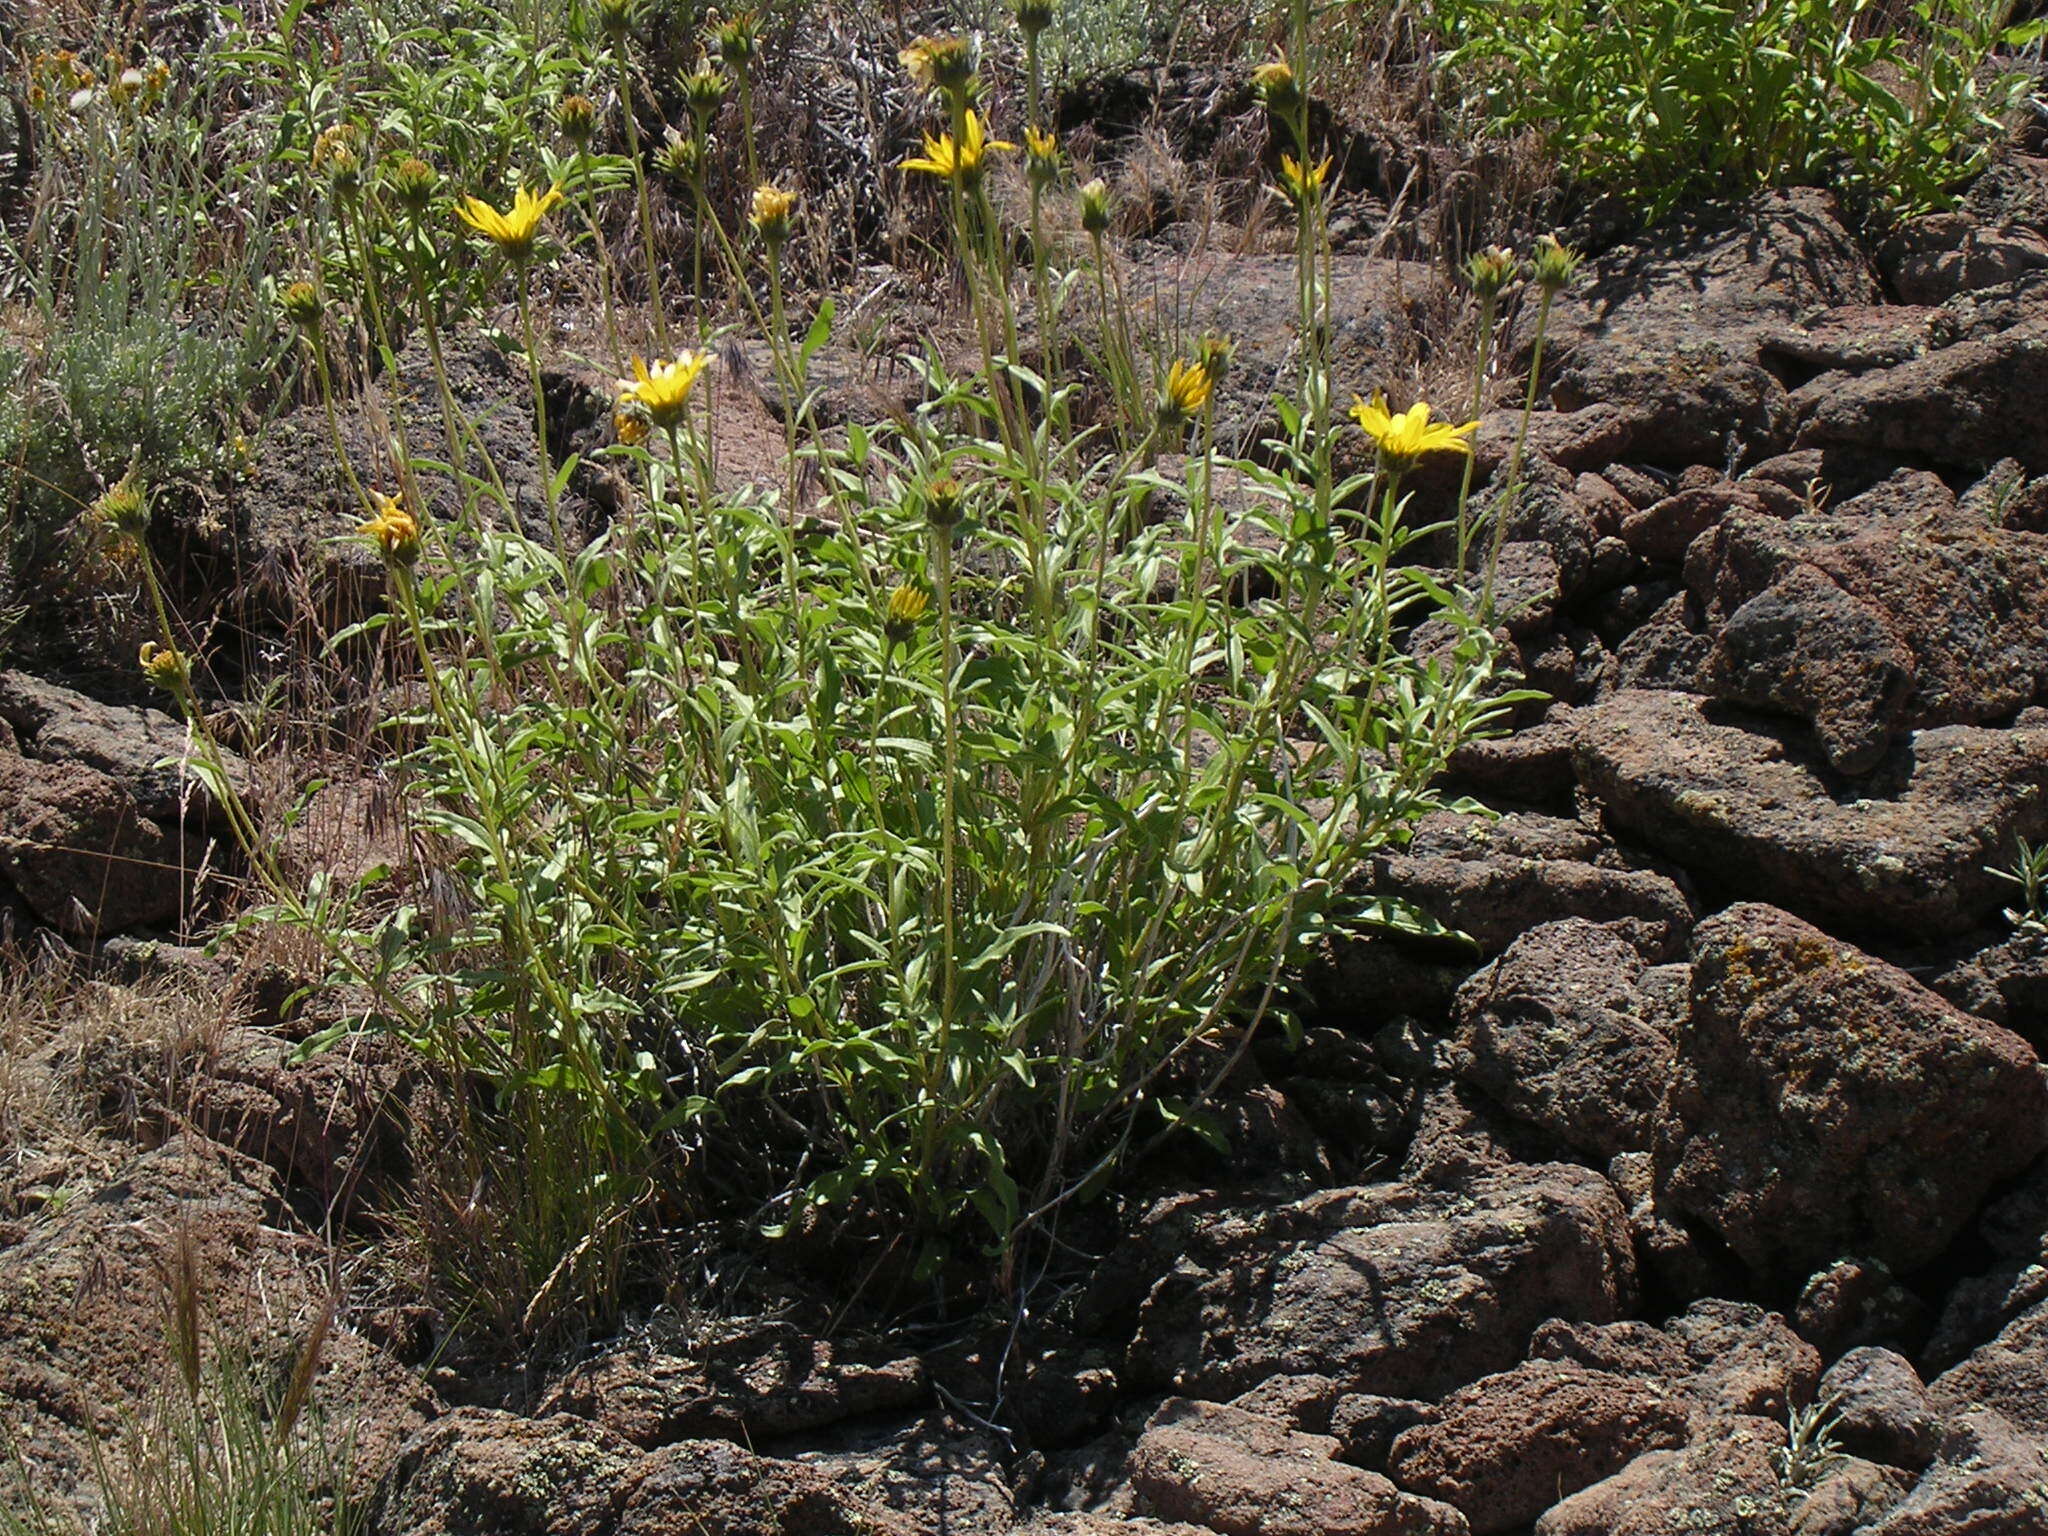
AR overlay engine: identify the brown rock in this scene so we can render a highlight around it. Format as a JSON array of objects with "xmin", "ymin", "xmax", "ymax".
[
  {"xmin": 1859, "ymin": 1411, "xmax": 2048, "ymax": 1535},
  {"xmin": 1385, "ymin": 1359, "xmax": 1690, "ymax": 1535},
  {"xmin": 1620, "ymin": 484, "xmax": 1769, "ymax": 564},
  {"xmin": 1125, "ymin": 1163, "xmax": 1636, "ymax": 1400},
  {"xmin": 0, "ymin": 754, "xmax": 197, "ymax": 937},
  {"xmin": 1653, "ymin": 905, "xmax": 2048, "ymax": 1283},
  {"xmin": 1571, "ymin": 689, "xmax": 2048, "ymax": 938},
  {"xmin": 1130, "ymin": 1399, "xmax": 1468, "ymax": 1536}
]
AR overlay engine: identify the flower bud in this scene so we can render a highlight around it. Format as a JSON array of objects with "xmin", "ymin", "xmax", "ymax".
[
  {"xmin": 1464, "ymin": 244, "xmax": 1519, "ymax": 300},
  {"xmin": 280, "ymin": 280, "xmax": 324, "ymax": 329},
  {"xmin": 1532, "ymin": 233, "xmax": 1582, "ymax": 294},
  {"xmin": 556, "ymin": 93, "xmax": 597, "ymax": 147},
  {"xmin": 1078, "ymin": 178, "xmax": 1111, "ymax": 236},
  {"xmin": 922, "ymin": 476, "xmax": 965, "ymax": 529}
]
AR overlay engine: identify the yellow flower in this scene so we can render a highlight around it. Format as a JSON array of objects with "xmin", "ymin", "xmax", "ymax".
[
  {"xmin": 901, "ymin": 110, "xmax": 1015, "ymax": 185},
  {"xmin": 614, "ymin": 402, "xmax": 652, "ymax": 446},
  {"xmin": 1277, "ymin": 153, "xmax": 1331, "ymax": 206},
  {"xmin": 883, "ymin": 582, "xmax": 931, "ymax": 640},
  {"xmin": 1251, "ymin": 56, "xmax": 1300, "ymax": 116},
  {"xmin": 619, "ymin": 351, "xmax": 712, "ymax": 430},
  {"xmin": 139, "ymin": 641, "xmax": 190, "ymax": 693},
  {"xmin": 1156, "ymin": 356, "xmax": 1215, "ymax": 428},
  {"xmin": 358, "ymin": 490, "xmax": 422, "ymax": 566},
  {"xmin": 1350, "ymin": 392, "xmax": 1478, "ymax": 470},
  {"xmin": 749, "ymin": 183, "xmax": 798, "ymax": 244},
  {"xmin": 454, "ymin": 184, "xmax": 565, "ymax": 263},
  {"xmin": 1024, "ymin": 127, "xmax": 1060, "ymax": 189}
]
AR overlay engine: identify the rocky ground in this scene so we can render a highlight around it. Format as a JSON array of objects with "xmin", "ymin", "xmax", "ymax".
[{"xmin": 4, "ymin": 148, "xmax": 2048, "ymax": 1534}]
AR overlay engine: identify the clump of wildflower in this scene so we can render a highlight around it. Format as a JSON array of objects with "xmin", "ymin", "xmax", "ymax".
[
  {"xmin": 1532, "ymin": 233, "xmax": 1582, "ymax": 294},
  {"xmin": 1251, "ymin": 56, "xmax": 1301, "ymax": 118},
  {"xmin": 1350, "ymin": 392, "xmax": 1478, "ymax": 472},
  {"xmin": 901, "ymin": 111, "xmax": 1015, "ymax": 188},
  {"xmin": 1078, "ymin": 178, "xmax": 1112, "ymax": 235},
  {"xmin": 1464, "ymin": 244, "xmax": 1519, "ymax": 300},
  {"xmin": 883, "ymin": 582, "xmax": 931, "ymax": 643},
  {"xmin": 279, "ymin": 280, "xmax": 324, "ymax": 329},
  {"xmin": 358, "ymin": 491, "xmax": 422, "ymax": 566},
  {"xmin": 1156, "ymin": 356, "xmax": 1215, "ymax": 430},
  {"xmin": 454, "ymin": 184, "xmax": 565, "ymax": 263},
  {"xmin": 139, "ymin": 642, "xmax": 190, "ymax": 694},
  {"xmin": 680, "ymin": 57, "xmax": 728, "ymax": 129},
  {"xmin": 1024, "ymin": 127, "xmax": 1060, "ymax": 191},
  {"xmin": 619, "ymin": 352, "xmax": 712, "ymax": 430},
  {"xmin": 922, "ymin": 476, "xmax": 966, "ymax": 529},
  {"xmin": 386, "ymin": 157, "xmax": 439, "ymax": 218},
  {"xmin": 556, "ymin": 94, "xmax": 597, "ymax": 148},
  {"xmin": 749, "ymin": 183, "xmax": 797, "ymax": 247},
  {"xmin": 1277, "ymin": 152, "xmax": 1330, "ymax": 207}
]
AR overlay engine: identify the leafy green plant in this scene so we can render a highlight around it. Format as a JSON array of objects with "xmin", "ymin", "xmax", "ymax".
[
  {"xmin": 1433, "ymin": 0, "xmax": 2048, "ymax": 218},
  {"xmin": 1993, "ymin": 836, "xmax": 2048, "ymax": 934}
]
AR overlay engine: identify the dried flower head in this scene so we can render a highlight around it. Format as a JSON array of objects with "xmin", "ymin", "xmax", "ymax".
[
  {"xmin": 1013, "ymin": 0, "xmax": 1055, "ymax": 40},
  {"xmin": 713, "ymin": 10, "xmax": 762, "ymax": 70},
  {"xmin": 596, "ymin": 0, "xmax": 640, "ymax": 40},
  {"xmin": 657, "ymin": 128, "xmax": 707, "ymax": 185}
]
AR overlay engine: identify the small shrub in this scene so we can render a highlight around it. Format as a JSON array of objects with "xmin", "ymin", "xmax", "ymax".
[{"xmin": 1432, "ymin": 0, "xmax": 2048, "ymax": 218}]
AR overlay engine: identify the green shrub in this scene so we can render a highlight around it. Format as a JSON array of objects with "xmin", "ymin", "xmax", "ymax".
[{"xmin": 1433, "ymin": 0, "xmax": 2048, "ymax": 218}]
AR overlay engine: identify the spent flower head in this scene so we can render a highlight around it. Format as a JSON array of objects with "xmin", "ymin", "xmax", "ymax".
[
  {"xmin": 139, "ymin": 642, "xmax": 190, "ymax": 694},
  {"xmin": 313, "ymin": 123, "xmax": 366, "ymax": 197},
  {"xmin": 1532, "ymin": 233, "xmax": 1582, "ymax": 293},
  {"xmin": 1350, "ymin": 392, "xmax": 1478, "ymax": 472},
  {"xmin": 749, "ymin": 182, "xmax": 797, "ymax": 246},
  {"xmin": 619, "ymin": 352, "xmax": 712, "ymax": 429},
  {"xmin": 91, "ymin": 467, "xmax": 150, "ymax": 539},
  {"xmin": 923, "ymin": 476, "xmax": 966, "ymax": 529},
  {"xmin": 1012, "ymin": 0, "xmax": 1055, "ymax": 40},
  {"xmin": 555, "ymin": 93, "xmax": 597, "ymax": 147},
  {"xmin": 657, "ymin": 128, "xmax": 707, "ymax": 185},
  {"xmin": 1194, "ymin": 333, "xmax": 1234, "ymax": 388},
  {"xmin": 713, "ymin": 10, "xmax": 762, "ymax": 71},
  {"xmin": 680, "ymin": 57, "xmax": 729, "ymax": 127},
  {"xmin": 454, "ymin": 183, "xmax": 565, "ymax": 263},
  {"xmin": 899, "ymin": 35, "xmax": 976, "ymax": 100},
  {"xmin": 386, "ymin": 156, "xmax": 440, "ymax": 218},
  {"xmin": 1078, "ymin": 177, "xmax": 1112, "ymax": 235},
  {"xmin": 279, "ymin": 279, "xmax": 324, "ymax": 329},
  {"xmin": 1464, "ymin": 244, "xmax": 1520, "ymax": 300},
  {"xmin": 902, "ymin": 110, "xmax": 1015, "ymax": 186},
  {"xmin": 359, "ymin": 491, "xmax": 422, "ymax": 567},
  {"xmin": 596, "ymin": 0, "xmax": 640, "ymax": 40}
]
